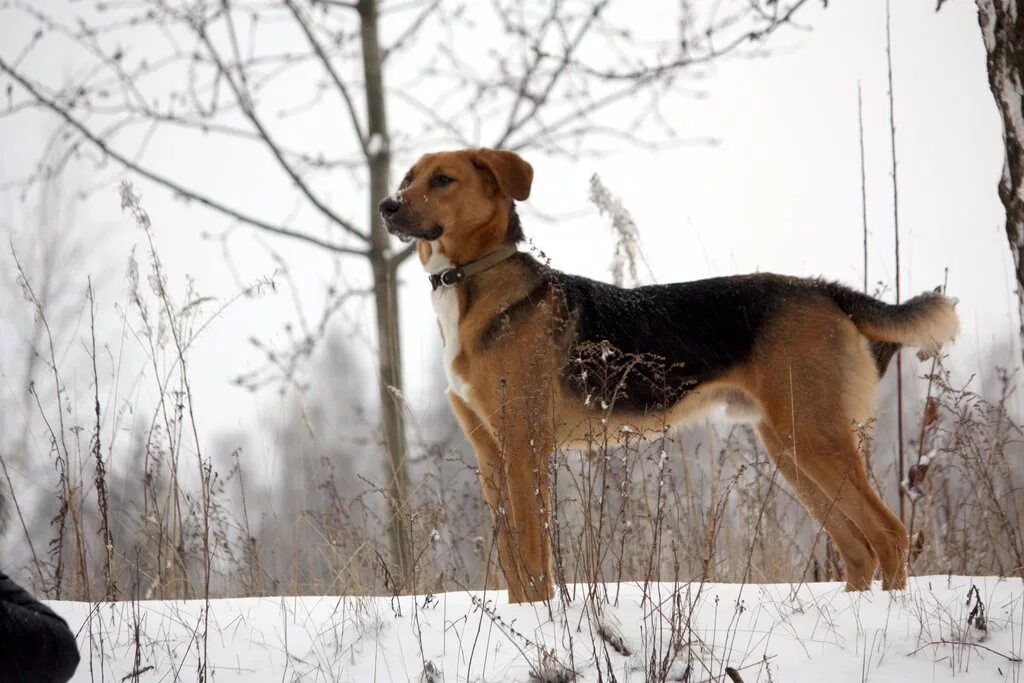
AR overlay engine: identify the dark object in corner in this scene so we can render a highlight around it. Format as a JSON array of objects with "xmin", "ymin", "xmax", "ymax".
[{"xmin": 0, "ymin": 571, "xmax": 80, "ymax": 682}]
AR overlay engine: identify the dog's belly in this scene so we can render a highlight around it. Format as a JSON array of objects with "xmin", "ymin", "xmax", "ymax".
[{"xmin": 556, "ymin": 381, "xmax": 761, "ymax": 447}]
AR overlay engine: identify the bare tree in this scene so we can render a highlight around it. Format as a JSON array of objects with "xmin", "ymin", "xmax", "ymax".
[
  {"xmin": 975, "ymin": 1, "xmax": 1024, "ymax": 366},
  {"xmin": 0, "ymin": 0, "xmax": 809, "ymax": 588}
]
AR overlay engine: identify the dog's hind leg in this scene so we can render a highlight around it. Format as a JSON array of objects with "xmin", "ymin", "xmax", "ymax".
[
  {"xmin": 751, "ymin": 302, "xmax": 908, "ymax": 590},
  {"xmin": 786, "ymin": 423, "xmax": 907, "ymax": 590},
  {"xmin": 757, "ymin": 422, "xmax": 878, "ymax": 590}
]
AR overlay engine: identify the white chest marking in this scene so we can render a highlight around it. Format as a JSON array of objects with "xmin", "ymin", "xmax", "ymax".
[{"xmin": 425, "ymin": 244, "xmax": 470, "ymax": 401}]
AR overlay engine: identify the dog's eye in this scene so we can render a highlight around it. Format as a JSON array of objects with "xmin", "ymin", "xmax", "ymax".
[
  {"xmin": 430, "ymin": 174, "xmax": 454, "ymax": 189},
  {"xmin": 401, "ymin": 172, "xmax": 413, "ymax": 188}
]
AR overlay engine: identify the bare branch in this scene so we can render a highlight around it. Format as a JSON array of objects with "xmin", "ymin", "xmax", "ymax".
[
  {"xmin": 193, "ymin": 19, "xmax": 369, "ymax": 243},
  {"xmin": 381, "ymin": 0, "xmax": 441, "ymax": 61},
  {"xmin": 474, "ymin": 0, "xmax": 812, "ymax": 152},
  {"xmin": 545, "ymin": 0, "xmax": 809, "ymax": 83},
  {"xmin": 494, "ymin": 0, "xmax": 610, "ymax": 148},
  {"xmin": 389, "ymin": 241, "xmax": 418, "ymax": 268},
  {"xmin": 0, "ymin": 55, "xmax": 367, "ymax": 257},
  {"xmin": 388, "ymin": 87, "xmax": 474, "ymax": 148},
  {"xmin": 312, "ymin": 0, "xmax": 360, "ymax": 8},
  {"xmin": 284, "ymin": 0, "xmax": 369, "ymax": 154}
]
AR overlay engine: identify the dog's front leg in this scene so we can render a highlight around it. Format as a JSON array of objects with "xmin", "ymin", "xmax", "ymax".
[
  {"xmin": 489, "ymin": 370, "xmax": 556, "ymax": 604},
  {"xmin": 497, "ymin": 420, "xmax": 554, "ymax": 603},
  {"xmin": 449, "ymin": 389, "xmax": 554, "ymax": 602},
  {"xmin": 448, "ymin": 391, "xmax": 506, "ymax": 591}
]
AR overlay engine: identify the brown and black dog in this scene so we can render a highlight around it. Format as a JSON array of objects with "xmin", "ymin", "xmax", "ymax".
[{"xmin": 380, "ymin": 148, "xmax": 959, "ymax": 604}]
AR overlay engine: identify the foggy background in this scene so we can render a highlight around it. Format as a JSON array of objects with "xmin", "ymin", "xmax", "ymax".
[{"xmin": 0, "ymin": 0, "xmax": 1014, "ymax": 595}]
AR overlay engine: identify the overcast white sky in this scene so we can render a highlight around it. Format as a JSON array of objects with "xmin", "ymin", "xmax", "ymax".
[{"xmin": 0, "ymin": 0, "xmax": 1013, "ymax": 481}]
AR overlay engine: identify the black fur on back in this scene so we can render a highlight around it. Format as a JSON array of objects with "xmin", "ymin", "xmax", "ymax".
[
  {"xmin": 474, "ymin": 254, "xmax": 902, "ymax": 414},
  {"xmin": 553, "ymin": 270, "xmax": 810, "ymax": 412}
]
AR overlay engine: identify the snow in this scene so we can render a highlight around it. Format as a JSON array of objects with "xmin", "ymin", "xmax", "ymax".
[
  {"xmin": 367, "ymin": 132, "xmax": 385, "ymax": 156},
  {"xmin": 53, "ymin": 576, "xmax": 1023, "ymax": 681}
]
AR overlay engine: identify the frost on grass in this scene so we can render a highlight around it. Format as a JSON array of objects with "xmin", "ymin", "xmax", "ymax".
[
  {"xmin": 589, "ymin": 174, "xmax": 652, "ymax": 288},
  {"xmin": 54, "ymin": 576, "xmax": 1023, "ymax": 682}
]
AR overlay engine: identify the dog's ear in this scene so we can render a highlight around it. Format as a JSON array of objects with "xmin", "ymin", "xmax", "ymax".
[{"xmin": 471, "ymin": 148, "xmax": 533, "ymax": 201}]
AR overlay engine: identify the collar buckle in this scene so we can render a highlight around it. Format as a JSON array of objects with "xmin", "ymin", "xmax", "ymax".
[{"xmin": 430, "ymin": 267, "xmax": 464, "ymax": 291}]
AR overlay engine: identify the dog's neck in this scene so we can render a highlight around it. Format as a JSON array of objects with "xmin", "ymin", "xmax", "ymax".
[
  {"xmin": 423, "ymin": 241, "xmax": 518, "ymax": 291},
  {"xmin": 422, "ymin": 241, "xmax": 452, "ymax": 275}
]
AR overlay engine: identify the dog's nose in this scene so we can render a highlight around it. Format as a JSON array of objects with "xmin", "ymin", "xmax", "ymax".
[{"xmin": 379, "ymin": 197, "xmax": 401, "ymax": 216}]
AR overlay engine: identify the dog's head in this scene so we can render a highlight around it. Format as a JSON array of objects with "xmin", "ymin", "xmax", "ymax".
[{"xmin": 379, "ymin": 148, "xmax": 532, "ymax": 263}]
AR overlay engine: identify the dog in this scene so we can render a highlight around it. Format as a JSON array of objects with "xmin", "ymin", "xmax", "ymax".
[{"xmin": 379, "ymin": 147, "xmax": 959, "ymax": 603}]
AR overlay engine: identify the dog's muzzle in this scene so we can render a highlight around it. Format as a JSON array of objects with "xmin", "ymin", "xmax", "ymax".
[
  {"xmin": 378, "ymin": 197, "xmax": 410, "ymax": 239},
  {"xmin": 379, "ymin": 196, "xmax": 401, "ymax": 216},
  {"xmin": 378, "ymin": 197, "xmax": 443, "ymax": 241}
]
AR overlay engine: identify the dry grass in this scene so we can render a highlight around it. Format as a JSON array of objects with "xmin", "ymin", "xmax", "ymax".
[{"xmin": 3, "ymin": 184, "xmax": 1024, "ymax": 682}]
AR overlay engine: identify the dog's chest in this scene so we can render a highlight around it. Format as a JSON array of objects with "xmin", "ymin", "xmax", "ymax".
[{"xmin": 426, "ymin": 247, "xmax": 471, "ymax": 401}]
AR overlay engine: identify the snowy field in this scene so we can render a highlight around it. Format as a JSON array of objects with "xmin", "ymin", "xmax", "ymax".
[{"xmin": 53, "ymin": 575, "xmax": 1023, "ymax": 682}]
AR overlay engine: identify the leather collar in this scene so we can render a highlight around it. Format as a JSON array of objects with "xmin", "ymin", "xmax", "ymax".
[{"xmin": 428, "ymin": 245, "xmax": 518, "ymax": 291}]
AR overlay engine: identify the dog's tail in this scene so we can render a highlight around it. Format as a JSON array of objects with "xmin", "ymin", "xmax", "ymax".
[{"xmin": 824, "ymin": 283, "xmax": 959, "ymax": 373}]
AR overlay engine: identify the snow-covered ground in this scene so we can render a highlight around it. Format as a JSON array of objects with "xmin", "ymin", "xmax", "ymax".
[{"xmin": 54, "ymin": 576, "xmax": 1023, "ymax": 682}]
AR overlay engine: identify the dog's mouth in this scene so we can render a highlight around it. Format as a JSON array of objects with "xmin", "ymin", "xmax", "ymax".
[{"xmin": 381, "ymin": 214, "xmax": 444, "ymax": 242}]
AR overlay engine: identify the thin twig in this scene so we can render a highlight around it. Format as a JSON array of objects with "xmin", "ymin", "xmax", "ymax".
[
  {"xmin": 0, "ymin": 56, "xmax": 368, "ymax": 257},
  {"xmin": 858, "ymin": 81, "xmax": 868, "ymax": 294},
  {"xmin": 885, "ymin": 0, "xmax": 906, "ymax": 522}
]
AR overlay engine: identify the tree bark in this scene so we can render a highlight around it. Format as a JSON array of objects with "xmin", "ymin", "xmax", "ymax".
[
  {"xmin": 359, "ymin": 0, "xmax": 412, "ymax": 588},
  {"xmin": 977, "ymin": 0, "xmax": 1024, "ymax": 363}
]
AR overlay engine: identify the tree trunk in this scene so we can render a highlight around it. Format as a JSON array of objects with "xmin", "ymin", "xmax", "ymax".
[
  {"xmin": 977, "ymin": 0, "xmax": 1024, "ymax": 363},
  {"xmin": 359, "ymin": 0, "xmax": 412, "ymax": 588}
]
